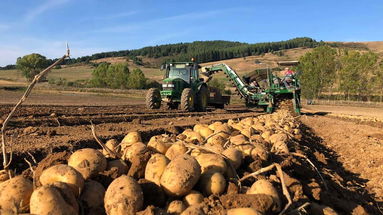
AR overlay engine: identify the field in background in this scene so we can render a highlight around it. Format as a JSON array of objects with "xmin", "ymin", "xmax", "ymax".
[{"xmin": 0, "ymin": 41, "xmax": 382, "ymax": 106}]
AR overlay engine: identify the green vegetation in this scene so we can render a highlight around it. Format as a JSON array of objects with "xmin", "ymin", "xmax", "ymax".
[
  {"xmin": 90, "ymin": 63, "xmax": 149, "ymax": 89},
  {"xmin": 61, "ymin": 37, "xmax": 319, "ymax": 65},
  {"xmin": 299, "ymin": 46, "xmax": 383, "ymax": 102},
  {"xmin": 16, "ymin": 53, "xmax": 49, "ymax": 81}
]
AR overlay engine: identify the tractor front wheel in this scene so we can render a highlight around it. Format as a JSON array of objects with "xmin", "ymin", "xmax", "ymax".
[
  {"xmin": 146, "ymin": 88, "xmax": 161, "ymax": 109},
  {"xmin": 196, "ymin": 85, "xmax": 208, "ymax": 111},
  {"xmin": 180, "ymin": 88, "xmax": 194, "ymax": 112}
]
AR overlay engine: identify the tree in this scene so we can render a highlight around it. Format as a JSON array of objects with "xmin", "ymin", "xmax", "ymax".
[
  {"xmin": 106, "ymin": 63, "xmax": 130, "ymax": 88},
  {"xmin": 91, "ymin": 63, "xmax": 110, "ymax": 87},
  {"xmin": 16, "ymin": 53, "xmax": 49, "ymax": 81},
  {"xmin": 298, "ymin": 46, "xmax": 337, "ymax": 99},
  {"xmin": 91, "ymin": 63, "xmax": 130, "ymax": 88},
  {"xmin": 128, "ymin": 68, "xmax": 146, "ymax": 89},
  {"xmin": 338, "ymin": 51, "xmax": 378, "ymax": 101}
]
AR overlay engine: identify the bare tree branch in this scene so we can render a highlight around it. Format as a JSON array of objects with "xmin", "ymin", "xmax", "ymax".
[{"xmin": 1, "ymin": 48, "xmax": 69, "ymax": 177}]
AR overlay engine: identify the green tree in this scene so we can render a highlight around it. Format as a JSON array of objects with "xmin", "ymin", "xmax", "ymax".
[
  {"xmin": 209, "ymin": 78, "xmax": 226, "ymax": 93},
  {"xmin": 91, "ymin": 63, "xmax": 110, "ymax": 87},
  {"xmin": 298, "ymin": 46, "xmax": 337, "ymax": 99},
  {"xmin": 91, "ymin": 63, "xmax": 130, "ymax": 88},
  {"xmin": 16, "ymin": 53, "xmax": 49, "ymax": 81},
  {"xmin": 338, "ymin": 51, "xmax": 378, "ymax": 101},
  {"xmin": 106, "ymin": 63, "xmax": 130, "ymax": 88},
  {"xmin": 128, "ymin": 68, "xmax": 146, "ymax": 89}
]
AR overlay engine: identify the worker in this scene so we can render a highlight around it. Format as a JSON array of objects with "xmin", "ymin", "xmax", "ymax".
[{"xmin": 282, "ymin": 67, "xmax": 294, "ymax": 88}]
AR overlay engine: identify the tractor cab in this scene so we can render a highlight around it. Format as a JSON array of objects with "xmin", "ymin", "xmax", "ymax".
[{"xmin": 160, "ymin": 62, "xmax": 201, "ymax": 101}]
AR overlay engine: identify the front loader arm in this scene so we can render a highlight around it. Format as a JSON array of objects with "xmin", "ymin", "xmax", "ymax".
[{"xmin": 203, "ymin": 64, "xmax": 254, "ymax": 99}]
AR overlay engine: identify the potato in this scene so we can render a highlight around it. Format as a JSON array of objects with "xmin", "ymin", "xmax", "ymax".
[
  {"xmin": 206, "ymin": 135, "xmax": 226, "ymax": 146},
  {"xmin": 240, "ymin": 126, "xmax": 255, "ymax": 138},
  {"xmin": 0, "ymin": 176, "xmax": 33, "ymax": 212},
  {"xmin": 145, "ymin": 153, "xmax": 169, "ymax": 185},
  {"xmin": 160, "ymin": 154, "xmax": 201, "ymax": 196},
  {"xmin": 183, "ymin": 130, "xmax": 203, "ymax": 143},
  {"xmin": 40, "ymin": 164, "xmax": 84, "ymax": 196},
  {"xmin": 199, "ymin": 172, "xmax": 226, "ymax": 196},
  {"xmin": 247, "ymin": 179, "xmax": 280, "ymax": 212},
  {"xmin": 235, "ymin": 144, "xmax": 254, "ymax": 156},
  {"xmin": 80, "ymin": 180, "xmax": 105, "ymax": 210},
  {"xmin": 51, "ymin": 182, "xmax": 79, "ymax": 212},
  {"xmin": 193, "ymin": 124, "xmax": 208, "ymax": 133},
  {"xmin": 250, "ymin": 143, "xmax": 269, "ymax": 161},
  {"xmin": 107, "ymin": 159, "xmax": 129, "ymax": 176},
  {"xmin": 208, "ymin": 121, "xmax": 223, "ymax": 131},
  {"xmin": 121, "ymin": 131, "xmax": 142, "ymax": 150},
  {"xmin": 261, "ymin": 130, "xmax": 272, "ymax": 142},
  {"xmin": 240, "ymin": 117, "xmax": 254, "ymax": 126},
  {"xmin": 222, "ymin": 148, "xmax": 242, "ymax": 169},
  {"xmin": 103, "ymin": 139, "xmax": 121, "ymax": 158},
  {"xmin": 183, "ymin": 190, "xmax": 204, "ymax": 206},
  {"xmin": 181, "ymin": 206, "xmax": 205, "ymax": 215},
  {"xmin": 167, "ymin": 200, "xmax": 187, "ymax": 215},
  {"xmin": 122, "ymin": 142, "xmax": 147, "ymax": 162},
  {"xmin": 30, "ymin": 184, "xmax": 78, "ymax": 215},
  {"xmin": 271, "ymin": 141, "xmax": 289, "ymax": 154},
  {"xmin": 0, "ymin": 170, "xmax": 9, "ymax": 183},
  {"xmin": 104, "ymin": 175, "xmax": 144, "ymax": 215},
  {"xmin": 204, "ymin": 143, "xmax": 224, "ymax": 154},
  {"xmin": 230, "ymin": 135, "xmax": 247, "ymax": 145},
  {"xmin": 269, "ymin": 133, "xmax": 288, "ymax": 144},
  {"xmin": 214, "ymin": 124, "xmax": 231, "ymax": 138},
  {"xmin": 196, "ymin": 153, "xmax": 227, "ymax": 174},
  {"xmin": 252, "ymin": 123, "xmax": 266, "ymax": 132},
  {"xmin": 231, "ymin": 123, "xmax": 244, "ymax": 132},
  {"xmin": 227, "ymin": 208, "xmax": 263, "ymax": 215},
  {"xmin": 147, "ymin": 135, "xmax": 172, "ymax": 154},
  {"xmin": 199, "ymin": 127, "xmax": 214, "ymax": 139},
  {"xmin": 165, "ymin": 142, "xmax": 188, "ymax": 160},
  {"xmin": 68, "ymin": 148, "xmax": 107, "ymax": 179}
]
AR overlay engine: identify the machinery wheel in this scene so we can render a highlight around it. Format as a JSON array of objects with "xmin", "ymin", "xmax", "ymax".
[
  {"xmin": 196, "ymin": 85, "xmax": 208, "ymax": 111},
  {"xmin": 180, "ymin": 88, "xmax": 195, "ymax": 112},
  {"xmin": 146, "ymin": 88, "xmax": 161, "ymax": 109}
]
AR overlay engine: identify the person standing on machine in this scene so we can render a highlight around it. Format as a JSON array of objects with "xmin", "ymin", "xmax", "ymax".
[{"xmin": 282, "ymin": 67, "xmax": 294, "ymax": 88}]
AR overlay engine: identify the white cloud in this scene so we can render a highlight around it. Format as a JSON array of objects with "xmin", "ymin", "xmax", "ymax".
[{"xmin": 24, "ymin": 0, "xmax": 71, "ymax": 22}]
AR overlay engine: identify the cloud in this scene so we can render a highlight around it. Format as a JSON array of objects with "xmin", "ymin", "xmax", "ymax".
[{"xmin": 24, "ymin": 0, "xmax": 71, "ymax": 22}]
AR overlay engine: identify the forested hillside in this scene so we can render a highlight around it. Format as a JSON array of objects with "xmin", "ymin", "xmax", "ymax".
[{"xmin": 63, "ymin": 37, "xmax": 320, "ymax": 65}]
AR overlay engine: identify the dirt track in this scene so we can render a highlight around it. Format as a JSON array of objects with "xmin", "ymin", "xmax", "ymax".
[{"xmin": 1, "ymin": 103, "xmax": 383, "ymax": 213}]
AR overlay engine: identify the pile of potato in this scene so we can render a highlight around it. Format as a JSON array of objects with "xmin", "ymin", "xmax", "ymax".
[{"xmin": 0, "ymin": 109, "xmax": 337, "ymax": 215}]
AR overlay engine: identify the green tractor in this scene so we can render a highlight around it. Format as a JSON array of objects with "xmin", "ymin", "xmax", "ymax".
[{"xmin": 146, "ymin": 62, "xmax": 229, "ymax": 111}]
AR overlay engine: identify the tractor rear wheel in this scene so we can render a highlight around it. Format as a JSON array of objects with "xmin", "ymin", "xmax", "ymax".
[
  {"xmin": 196, "ymin": 85, "xmax": 208, "ymax": 111},
  {"xmin": 146, "ymin": 88, "xmax": 161, "ymax": 109},
  {"xmin": 180, "ymin": 88, "xmax": 194, "ymax": 112}
]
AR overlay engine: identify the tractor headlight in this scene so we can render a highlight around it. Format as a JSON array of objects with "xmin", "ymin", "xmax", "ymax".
[{"xmin": 162, "ymin": 84, "xmax": 174, "ymax": 88}]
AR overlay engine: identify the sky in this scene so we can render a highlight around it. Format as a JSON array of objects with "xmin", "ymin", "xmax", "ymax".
[{"xmin": 0, "ymin": 0, "xmax": 382, "ymax": 66}]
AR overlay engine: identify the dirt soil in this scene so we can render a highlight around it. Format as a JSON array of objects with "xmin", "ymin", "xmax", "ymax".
[{"xmin": 301, "ymin": 114, "xmax": 383, "ymax": 202}]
